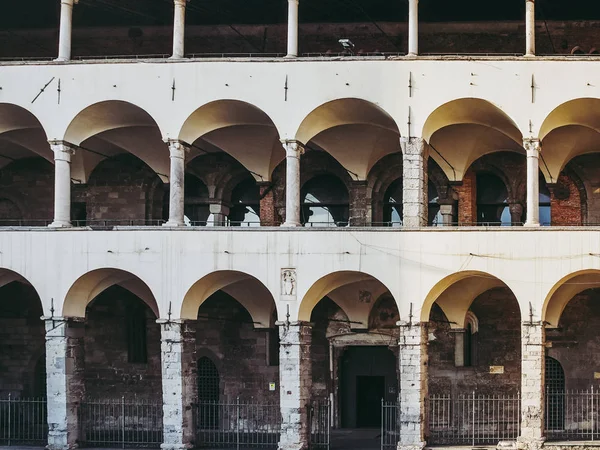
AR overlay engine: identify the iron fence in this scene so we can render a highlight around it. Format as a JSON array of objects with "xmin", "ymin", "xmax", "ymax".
[
  {"xmin": 0, "ymin": 395, "xmax": 47, "ymax": 446},
  {"xmin": 428, "ymin": 393, "xmax": 521, "ymax": 446},
  {"xmin": 308, "ymin": 400, "xmax": 330, "ymax": 449},
  {"xmin": 195, "ymin": 398, "xmax": 280, "ymax": 449},
  {"xmin": 381, "ymin": 400, "xmax": 399, "ymax": 449},
  {"xmin": 79, "ymin": 396, "xmax": 163, "ymax": 448},
  {"xmin": 546, "ymin": 387, "xmax": 600, "ymax": 441}
]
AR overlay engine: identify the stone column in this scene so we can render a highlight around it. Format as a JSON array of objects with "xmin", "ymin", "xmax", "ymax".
[
  {"xmin": 49, "ymin": 141, "xmax": 76, "ymax": 228},
  {"xmin": 525, "ymin": 0, "xmax": 536, "ymax": 57},
  {"xmin": 286, "ymin": 0, "xmax": 300, "ymax": 58},
  {"xmin": 172, "ymin": 0, "xmax": 188, "ymax": 59},
  {"xmin": 439, "ymin": 203, "xmax": 454, "ymax": 226},
  {"xmin": 349, "ymin": 181, "xmax": 369, "ymax": 227},
  {"xmin": 519, "ymin": 322, "xmax": 545, "ymax": 450},
  {"xmin": 278, "ymin": 322, "xmax": 312, "ymax": 450},
  {"xmin": 159, "ymin": 320, "xmax": 197, "ymax": 450},
  {"xmin": 44, "ymin": 317, "xmax": 85, "ymax": 450},
  {"xmin": 281, "ymin": 140, "xmax": 304, "ymax": 227},
  {"xmin": 56, "ymin": 0, "xmax": 77, "ymax": 61},
  {"xmin": 164, "ymin": 140, "xmax": 189, "ymax": 227},
  {"xmin": 401, "ymin": 137, "xmax": 428, "ymax": 228},
  {"xmin": 524, "ymin": 139, "xmax": 541, "ymax": 227},
  {"xmin": 398, "ymin": 322, "xmax": 428, "ymax": 450},
  {"xmin": 209, "ymin": 202, "xmax": 230, "ymax": 226},
  {"xmin": 408, "ymin": 0, "xmax": 419, "ymax": 56}
]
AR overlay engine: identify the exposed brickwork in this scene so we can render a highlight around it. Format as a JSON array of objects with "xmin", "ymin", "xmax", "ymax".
[
  {"xmin": 456, "ymin": 169, "xmax": 477, "ymax": 224},
  {"xmin": 258, "ymin": 182, "xmax": 278, "ymax": 226},
  {"xmin": 0, "ymin": 282, "xmax": 45, "ymax": 397},
  {"xmin": 550, "ymin": 172, "xmax": 583, "ymax": 226}
]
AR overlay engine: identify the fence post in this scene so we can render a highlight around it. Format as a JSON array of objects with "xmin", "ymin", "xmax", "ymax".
[
  {"xmin": 7, "ymin": 393, "xmax": 11, "ymax": 446},
  {"xmin": 472, "ymin": 391, "xmax": 476, "ymax": 447},
  {"xmin": 593, "ymin": 386, "xmax": 595, "ymax": 441},
  {"xmin": 121, "ymin": 396, "xmax": 125, "ymax": 449},
  {"xmin": 236, "ymin": 397, "xmax": 240, "ymax": 450},
  {"xmin": 381, "ymin": 399, "xmax": 384, "ymax": 450}
]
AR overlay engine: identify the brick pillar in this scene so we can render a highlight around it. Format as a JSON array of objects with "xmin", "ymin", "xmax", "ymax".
[
  {"xmin": 509, "ymin": 203, "xmax": 524, "ymax": 225},
  {"xmin": 455, "ymin": 169, "xmax": 477, "ymax": 225},
  {"xmin": 518, "ymin": 322, "xmax": 545, "ymax": 450},
  {"xmin": 349, "ymin": 180, "xmax": 369, "ymax": 226},
  {"xmin": 398, "ymin": 322, "xmax": 428, "ymax": 450},
  {"xmin": 400, "ymin": 137, "xmax": 428, "ymax": 228},
  {"xmin": 259, "ymin": 182, "xmax": 278, "ymax": 226},
  {"xmin": 159, "ymin": 320, "xmax": 198, "ymax": 450},
  {"xmin": 278, "ymin": 322, "xmax": 312, "ymax": 450},
  {"xmin": 44, "ymin": 317, "xmax": 85, "ymax": 450}
]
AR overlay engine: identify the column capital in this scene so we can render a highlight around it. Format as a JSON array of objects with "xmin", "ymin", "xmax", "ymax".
[
  {"xmin": 280, "ymin": 139, "xmax": 305, "ymax": 156},
  {"xmin": 61, "ymin": 0, "xmax": 79, "ymax": 5},
  {"xmin": 400, "ymin": 136, "xmax": 427, "ymax": 155},
  {"xmin": 174, "ymin": 0, "xmax": 189, "ymax": 5},
  {"xmin": 166, "ymin": 139, "xmax": 190, "ymax": 158},
  {"xmin": 523, "ymin": 138, "xmax": 541, "ymax": 154},
  {"xmin": 49, "ymin": 140, "xmax": 77, "ymax": 161}
]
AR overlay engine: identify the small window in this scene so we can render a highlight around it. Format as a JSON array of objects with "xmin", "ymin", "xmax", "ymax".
[
  {"xmin": 267, "ymin": 328, "xmax": 280, "ymax": 367},
  {"xmin": 126, "ymin": 304, "xmax": 148, "ymax": 364}
]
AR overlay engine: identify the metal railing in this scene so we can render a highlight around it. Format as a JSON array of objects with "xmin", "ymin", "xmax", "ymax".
[
  {"xmin": 428, "ymin": 392, "xmax": 521, "ymax": 446},
  {"xmin": 0, "ymin": 395, "xmax": 47, "ymax": 446},
  {"xmin": 308, "ymin": 400, "xmax": 330, "ymax": 449},
  {"xmin": 546, "ymin": 388, "xmax": 600, "ymax": 441},
  {"xmin": 195, "ymin": 398, "xmax": 280, "ymax": 449},
  {"xmin": 381, "ymin": 400, "xmax": 399, "ymax": 449},
  {"xmin": 79, "ymin": 396, "xmax": 163, "ymax": 448}
]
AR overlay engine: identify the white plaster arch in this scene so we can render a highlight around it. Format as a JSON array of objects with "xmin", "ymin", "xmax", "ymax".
[
  {"xmin": 542, "ymin": 269, "xmax": 600, "ymax": 328},
  {"xmin": 62, "ymin": 268, "xmax": 160, "ymax": 319},
  {"xmin": 297, "ymin": 270, "xmax": 397, "ymax": 322},
  {"xmin": 0, "ymin": 103, "xmax": 53, "ymax": 164},
  {"xmin": 420, "ymin": 270, "xmax": 521, "ymax": 329},
  {"xmin": 178, "ymin": 100, "xmax": 284, "ymax": 182},
  {"xmin": 181, "ymin": 270, "xmax": 277, "ymax": 327}
]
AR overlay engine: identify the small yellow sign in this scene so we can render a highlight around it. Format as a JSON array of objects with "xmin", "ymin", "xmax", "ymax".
[
  {"xmin": 489, "ymin": 366, "xmax": 505, "ymax": 374},
  {"xmin": 594, "ymin": 372, "xmax": 600, "ymax": 379},
  {"xmin": 269, "ymin": 382, "xmax": 276, "ymax": 391}
]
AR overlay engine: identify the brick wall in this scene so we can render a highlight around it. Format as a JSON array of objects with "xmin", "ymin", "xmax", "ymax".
[
  {"xmin": 456, "ymin": 169, "xmax": 477, "ymax": 224},
  {"xmin": 550, "ymin": 172, "xmax": 582, "ymax": 226},
  {"xmin": 0, "ymin": 282, "xmax": 45, "ymax": 397},
  {"xmin": 428, "ymin": 287, "xmax": 521, "ymax": 395}
]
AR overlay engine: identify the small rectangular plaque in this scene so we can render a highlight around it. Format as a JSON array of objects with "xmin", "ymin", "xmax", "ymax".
[
  {"xmin": 489, "ymin": 366, "xmax": 505, "ymax": 374},
  {"xmin": 594, "ymin": 372, "xmax": 600, "ymax": 379},
  {"xmin": 269, "ymin": 382, "xmax": 276, "ymax": 391}
]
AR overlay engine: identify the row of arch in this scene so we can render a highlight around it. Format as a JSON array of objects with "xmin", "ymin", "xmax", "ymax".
[
  {"xmin": 5, "ymin": 265, "xmax": 597, "ymax": 328},
  {"xmin": 2, "ymin": 97, "xmax": 600, "ymax": 186}
]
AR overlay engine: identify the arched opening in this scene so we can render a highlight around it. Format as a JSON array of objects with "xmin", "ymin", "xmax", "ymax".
[
  {"xmin": 545, "ymin": 357, "xmax": 565, "ymax": 432},
  {"xmin": 300, "ymin": 271, "xmax": 398, "ymax": 441},
  {"xmin": 182, "ymin": 174, "xmax": 211, "ymax": 226},
  {"xmin": 197, "ymin": 356, "xmax": 220, "ymax": 429},
  {"xmin": 539, "ymin": 175, "xmax": 552, "ymax": 226},
  {"xmin": 382, "ymin": 178, "xmax": 402, "ymax": 227},
  {"xmin": 476, "ymin": 173, "xmax": 510, "ymax": 226},
  {"xmin": 424, "ymin": 272, "xmax": 521, "ymax": 446},
  {"xmin": 301, "ymin": 174, "xmax": 349, "ymax": 227},
  {"xmin": 229, "ymin": 178, "xmax": 260, "ymax": 226},
  {"xmin": 428, "ymin": 181, "xmax": 443, "ymax": 226}
]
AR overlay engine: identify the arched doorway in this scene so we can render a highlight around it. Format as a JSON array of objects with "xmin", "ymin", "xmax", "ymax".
[{"xmin": 545, "ymin": 356, "xmax": 565, "ymax": 431}]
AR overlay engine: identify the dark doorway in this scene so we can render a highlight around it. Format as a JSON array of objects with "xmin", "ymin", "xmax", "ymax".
[
  {"xmin": 356, "ymin": 376, "xmax": 384, "ymax": 428},
  {"xmin": 545, "ymin": 356, "xmax": 565, "ymax": 430}
]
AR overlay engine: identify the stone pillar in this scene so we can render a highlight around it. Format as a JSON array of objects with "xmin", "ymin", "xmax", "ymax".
[
  {"xmin": 509, "ymin": 202, "xmax": 524, "ymax": 225},
  {"xmin": 209, "ymin": 202, "xmax": 230, "ymax": 226},
  {"xmin": 401, "ymin": 137, "xmax": 428, "ymax": 228},
  {"xmin": 286, "ymin": 0, "xmax": 300, "ymax": 58},
  {"xmin": 159, "ymin": 320, "xmax": 197, "ymax": 450},
  {"xmin": 44, "ymin": 317, "xmax": 85, "ymax": 450},
  {"xmin": 56, "ymin": 0, "xmax": 77, "ymax": 61},
  {"xmin": 452, "ymin": 329, "xmax": 466, "ymax": 367},
  {"xmin": 519, "ymin": 322, "xmax": 545, "ymax": 450},
  {"xmin": 524, "ymin": 139, "xmax": 541, "ymax": 227},
  {"xmin": 525, "ymin": 0, "xmax": 536, "ymax": 57},
  {"xmin": 349, "ymin": 181, "xmax": 369, "ymax": 227},
  {"xmin": 398, "ymin": 322, "xmax": 428, "ymax": 450},
  {"xmin": 278, "ymin": 322, "xmax": 312, "ymax": 450},
  {"xmin": 172, "ymin": 0, "xmax": 188, "ymax": 59},
  {"xmin": 408, "ymin": 0, "xmax": 419, "ymax": 56},
  {"xmin": 164, "ymin": 140, "xmax": 189, "ymax": 227},
  {"xmin": 439, "ymin": 203, "xmax": 454, "ymax": 226},
  {"xmin": 281, "ymin": 140, "xmax": 304, "ymax": 227},
  {"xmin": 259, "ymin": 182, "xmax": 278, "ymax": 226},
  {"xmin": 49, "ymin": 141, "xmax": 76, "ymax": 228}
]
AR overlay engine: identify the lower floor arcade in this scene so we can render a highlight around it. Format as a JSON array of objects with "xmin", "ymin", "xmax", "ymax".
[{"xmin": 1, "ymin": 269, "xmax": 600, "ymax": 450}]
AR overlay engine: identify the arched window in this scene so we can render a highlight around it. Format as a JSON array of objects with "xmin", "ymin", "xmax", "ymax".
[
  {"xmin": 428, "ymin": 181, "xmax": 442, "ymax": 226},
  {"xmin": 301, "ymin": 175, "xmax": 349, "ymax": 227},
  {"xmin": 476, "ymin": 173, "xmax": 511, "ymax": 226},
  {"xmin": 545, "ymin": 356, "xmax": 565, "ymax": 431},
  {"xmin": 198, "ymin": 357, "xmax": 220, "ymax": 429},
  {"xmin": 184, "ymin": 175, "xmax": 211, "ymax": 226},
  {"xmin": 540, "ymin": 176, "xmax": 551, "ymax": 226},
  {"xmin": 229, "ymin": 179, "xmax": 260, "ymax": 227},
  {"xmin": 383, "ymin": 179, "xmax": 402, "ymax": 227}
]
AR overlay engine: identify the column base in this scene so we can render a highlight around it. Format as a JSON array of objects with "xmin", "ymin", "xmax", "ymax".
[
  {"xmin": 278, "ymin": 443, "xmax": 308, "ymax": 450},
  {"xmin": 524, "ymin": 221, "xmax": 541, "ymax": 227},
  {"xmin": 47, "ymin": 431, "xmax": 78, "ymax": 450},
  {"xmin": 284, "ymin": 54, "xmax": 298, "ymax": 59},
  {"xmin": 163, "ymin": 221, "xmax": 187, "ymax": 227},
  {"xmin": 169, "ymin": 55, "xmax": 186, "ymax": 60},
  {"xmin": 160, "ymin": 444, "xmax": 192, "ymax": 450},
  {"xmin": 517, "ymin": 438, "xmax": 545, "ymax": 450},
  {"xmin": 48, "ymin": 221, "xmax": 73, "ymax": 228},
  {"xmin": 281, "ymin": 221, "xmax": 302, "ymax": 227},
  {"xmin": 397, "ymin": 442, "xmax": 426, "ymax": 450},
  {"xmin": 53, "ymin": 57, "xmax": 69, "ymax": 62}
]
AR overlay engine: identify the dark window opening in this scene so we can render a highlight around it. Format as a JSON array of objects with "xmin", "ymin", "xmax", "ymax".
[
  {"xmin": 198, "ymin": 357, "xmax": 220, "ymax": 429},
  {"xmin": 477, "ymin": 173, "xmax": 510, "ymax": 226},
  {"xmin": 183, "ymin": 175, "xmax": 211, "ymax": 226},
  {"xmin": 383, "ymin": 178, "xmax": 402, "ymax": 227},
  {"xmin": 72, "ymin": 202, "xmax": 87, "ymax": 227},
  {"xmin": 229, "ymin": 178, "xmax": 260, "ymax": 227},
  {"xmin": 545, "ymin": 356, "xmax": 565, "ymax": 431},
  {"xmin": 301, "ymin": 175, "xmax": 349, "ymax": 227},
  {"xmin": 540, "ymin": 176, "xmax": 552, "ymax": 226},
  {"xmin": 126, "ymin": 304, "xmax": 148, "ymax": 364},
  {"xmin": 267, "ymin": 328, "xmax": 280, "ymax": 367}
]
